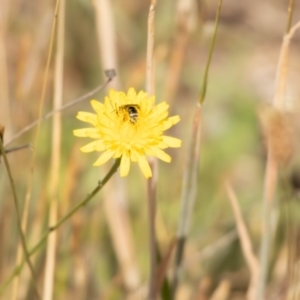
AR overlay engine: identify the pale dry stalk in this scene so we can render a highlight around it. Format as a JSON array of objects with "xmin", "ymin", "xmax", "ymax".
[
  {"xmin": 11, "ymin": 1, "xmax": 60, "ymax": 299},
  {"xmin": 172, "ymin": 1, "xmax": 222, "ymax": 296},
  {"xmin": 93, "ymin": 0, "xmax": 119, "ymax": 88},
  {"xmin": 256, "ymin": 20, "xmax": 300, "ymax": 300},
  {"xmin": 17, "ymin": 9, "xmax": 52, "ymax": 102},
  {"xmin": 273, "ymin": 21, "xmax": 300, "ymax": 109},
  {"xmin": 183, "ymin": 230, "xmax": 237, "ymax": 268},
  {"xmin": 163, "ymin": 0, "xmax": 196, "ymax": 104},
  {"xmin": 145, "ymin": 1, "xmax": 158, "ymax": 299},
  {"xmin": 146, "ymin": 0, "xmax": 156, "ymax": 96},
  {"xmin": 209, "ymin": 280, "xmax": 231, "ymax": 300},
  {"xmin": 225, "ymin": 181, "xmax": 259, "ymax": 300},
  {"xmin": 42, "ymin": 0, "xmax": 64, "ymax": 299},
  {"xmin": 60, "ymin": 146, "xmax": 88, "ymax": 296},
  {"xmin": 0, "ymin": 0, "xmax": 11, "ymax": 138}
]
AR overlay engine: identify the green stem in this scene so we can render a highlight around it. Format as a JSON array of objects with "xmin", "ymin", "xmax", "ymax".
[
  {"xmin": 0, "ymin": 139, "xmax": 41, "ymax": 300},
  {"xmin": 50, "ymin": 158, "xmax": 120, "ymax": 231},
  {"xmin": 172, "ymin": 105, "xmax": 202, "ymax": 297},
  {"xmin": 199, "ymin": 0, "xmax": 223, "ymax": 104},
  {"xmin": 0, "ymin": 158, "xmax": 120, "ymax": 296}
]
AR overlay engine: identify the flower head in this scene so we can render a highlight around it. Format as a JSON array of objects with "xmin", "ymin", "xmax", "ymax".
[{"xmin": 73, "ymin": 88, "xmax": 181, "ymax": 178}]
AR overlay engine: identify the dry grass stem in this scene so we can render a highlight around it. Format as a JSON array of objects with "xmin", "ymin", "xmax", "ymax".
[
  {"xmin": 256, "ymin": 126, "xmax": 278, "ymax": 300},
  {"xmin": 2, "ymin": 1, "xmax": 297, "ymax": 299},
  {"xmin": 154, "ymin": 238, "xmax": 177, "ymax": 298},
  {"xmin": 12, "ymin": 5, "xmax": 60, "ymax": 295},
  {"xmin": 273, "ymin": 21, "xmax": 300, "ymax": 109},
  {"xmin": 146, "ymin": 0, "xmax": 156, "ymax": 96},
  {"xmin": 163, "ymin": 0, "xmax": 196, "ymax": 104},
  {"xmin": 0, "ymin": 159, "xmax": 121, "ymax": 296},
  {"xmin": 93, "ymin": 0, "xmax": 119, "ymax": 88},
  {"xmin": 29, "ymin": 0, "xmax": 60, "ymax": 153},
  {"xmin": 287, "ymin": 261, "xmax": 300, "ymax": 300},
  {"xmin": 177, "ymin": 104, "xmax": 202, "ymax": 237},
  {"xmin": 10, "ymin": 2, "xmax": 60, "ymax": 298},
  {"xmin": 183, "ymin": 230, "xmax": 237, "ymax": 269},
  {"xmin": 173, "ymin": 104, "xmax": 202, "ymax": 295},
  {"xmin": 0, "ymin": 140, "xmax": 41, "ymax": 300},
  {"xmin": 255, "ymin": 18, "xmax": 300, "ymax": 300},
  {"xmin": 11, "ymin": 200, "xmax": 31, "ymax": 299},
  {"xmin": 209, "ymin": 280, "xmax": 231, "ymax": 300},
  {"xmin": 12, "ymin": 193, "xmax": 46, "ymax": 300},
  {"xmin": 286, "ymin": 0, "xmax": 295, "ymax": 33},
  {"xmin": 0, "ymin": 0, "xmax": 11, "ymax": 138},
  {"xmin": 17, "ymin": 8, "xmax": 52, "ymax": 101},
  {"xmin": 4, "ymin": 77, "xmax": 113, "ymax": 147},
  {"xmin": 225, "ymin": 181, "xmax": 259, "ymax": 300},
  {"xmin": 42, "ymin": 0, "xmax": 64, "ymax": 299},
  {"xmin": 172, "ymin": 3, "xmax": 222, "ymax": 292},
  {"xmin": 146, "ymin": 1, "xmax": 158, "ymax": 299},
  {"xmin": 102, "ymin": 181, "xmax": 140, "ymax": 291}
]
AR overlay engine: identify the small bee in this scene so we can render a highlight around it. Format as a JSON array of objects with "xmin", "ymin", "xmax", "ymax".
[{"xmin": 119, "ymin": 104, "xmax": 140, "ymax": 124}]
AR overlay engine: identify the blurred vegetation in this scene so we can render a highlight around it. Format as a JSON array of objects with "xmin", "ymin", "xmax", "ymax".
[{"xmin": 1, "ymin": 0, "xmax": 300, "ymax": 299}]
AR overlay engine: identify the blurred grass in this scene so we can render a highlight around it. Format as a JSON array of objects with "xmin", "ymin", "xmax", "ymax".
[{"xmin": 1, "ymin": 0, "xmax": 300, "ymax": 299}]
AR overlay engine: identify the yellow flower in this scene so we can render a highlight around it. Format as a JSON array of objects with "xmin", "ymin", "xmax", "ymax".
[{"xmin": 73, "ymin": 88, "xmax": 181, "ymax": 178}]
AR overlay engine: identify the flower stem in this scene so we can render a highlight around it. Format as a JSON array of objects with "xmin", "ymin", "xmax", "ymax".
[{"xmin": 0, "ymin": 158, "xmax": 121, "ymax": 296}]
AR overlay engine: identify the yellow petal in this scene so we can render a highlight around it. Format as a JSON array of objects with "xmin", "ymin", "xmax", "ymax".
[
  {"xmin": 156, "ymin": 111, "xmax": 169, "ymax": 122},
  {"xmin": 153, "ymin": 148, "xmax": 171, "ymax": 162},
  {"xmin": 130, "ymin": 150, "xmax": 139, "ymax": 162},
  {"xmin": 163, "ymin": 116, "xmax": 180, "ymax": 130},
  {"xmin": 144, "ymin": 147, "xmax": 156, "ymax": 156},
  {"xmin": 138, "ymin": 155, "xmax": 152, "ymax": 178},
  {"xmin": 162, "ymin": 136, "xmax": 182, "ymax": 148},
  {"xmin": 73, "ymin": 128, "xmax": 100, "ymax": 138},
  {"xmin": 109, "ymin": 89, "xmax": 117, "ymax": 100},
  {"xmin": 142, "ymin": 95, "xmax": 155, "ymax": 113},
  {"xmin": 87, "ymin": 132, "xmax": 102, "ymax": 138},
  {"xmin": 104, "ymin": 96, "xmax": 113, "ymax": 110},
  {"xmin": 137, "ymin": 90, "xmax": 147, "ymax": 103},
  {"xmin": 80, "ymin": 142, "xmax": 96, "ymax": 152},
  {"xmin": 113, "ymin": 148, "xmax": 124, "ymax": 158},
  {"xmin": 76, "ymin": 112, "xmax": 98, "ymax": 126},
  {"xmin": 91, "ymin": 100, "xmax": 104, "ymax": 115},
  {"xmin": 120, "ymin": 153, "xmax": 130, "ymax": 177},
  {"xmin": 127, "ymin": 87, "xmax": 137, "ymax": 102},
  {"xmin": 119, "ymin": 92, "xmax": 127, "ymax": 106},
  {"xmin": 80, "ymin": 140, "xmax": 105, "ymax": 152},
  {"xmin": 155, "ymin": 102, "xmax": 169, "ymax": 113},
  {"xmin": 145, "ymin": 105, "xmax": 168, "ymax": 124},
  {"xmin": 74, "ymin": 89, "xmax": 181, "ymax": 175},
  {"xmin": 93, "ymin": 151, "xmax": 115, "ymax": 166}
]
